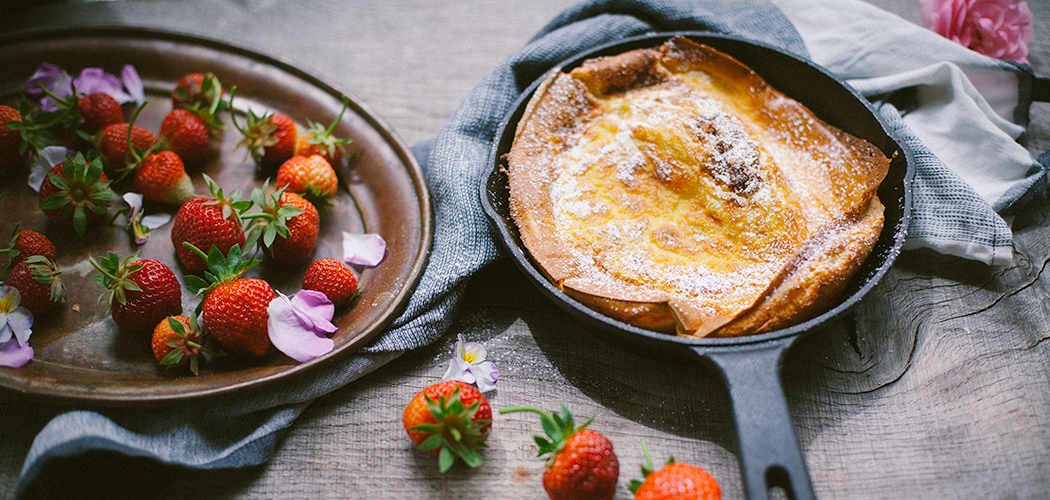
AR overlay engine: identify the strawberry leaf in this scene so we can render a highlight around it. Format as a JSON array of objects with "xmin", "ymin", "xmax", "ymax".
[{"xmin": 438, "ymin": 446, "xmax": 456, "ymax": 473}]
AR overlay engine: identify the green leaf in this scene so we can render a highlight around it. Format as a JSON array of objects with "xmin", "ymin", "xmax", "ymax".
[
  {"xmin": 184, "ymin": 275, "xmax": 209, "ymax": 294},
  {"xmin": 438, "ymin": 446, "xmax": 456, "ymax": 473},
  {"xmin": 168, "ymin": 317, "xmax": 187, "ymax": 336},
  {"xmin": 72, "ymin": 206, "xmax": 88, "ymax": 237},
  {"xmin": 418, "ymin": 434, "xmax": 443, "ymax": 451},
  {"xmin": 37, "ymin": 193, "xmax": 69, "ymax": 210},
  {"xmin": 84, "ymin": 157, "xmax": 104, "ymax": 185},
  {"xmin": 454, "ymin": 443, "xmax": 484, "ymax": 469},
  {"xmin": 160, "ymin": 348, "xmax": 185, "ymax": 367}
]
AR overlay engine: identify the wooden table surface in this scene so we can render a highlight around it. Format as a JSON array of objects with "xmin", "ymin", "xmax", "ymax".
[{"xmin": 2, "ymin": 1, "xmax": 1049, "ymax": 499}]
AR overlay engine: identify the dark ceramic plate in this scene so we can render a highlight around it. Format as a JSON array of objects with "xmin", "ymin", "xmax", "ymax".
[{"xmin": 0, "ymin": 27, "xmax": 432, "ymax": 405}]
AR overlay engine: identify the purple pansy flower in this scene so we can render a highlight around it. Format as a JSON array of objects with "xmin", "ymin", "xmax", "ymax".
[
  {"xmin": 25, "ymin": 62, "xmax": 145, "ymax": 111},
  {"xmin": 0, "ymin": 286, "xmax": 34, "ymax": 368},
  {"xmin": 440, "ymin": 334, "xmax": 499, "ymax": 392}
]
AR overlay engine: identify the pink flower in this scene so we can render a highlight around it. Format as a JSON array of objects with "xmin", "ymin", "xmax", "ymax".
[
  {"xmin": 921, "ymin": 0, "xmax": 1033, "ymax": 63},
  {"xmin": 267, "ymin": 290, "xmax": 338, "ymax": 362},
  {"xmin": 342, "ymin": 231, "xmax": 386, "ymax": 267}
]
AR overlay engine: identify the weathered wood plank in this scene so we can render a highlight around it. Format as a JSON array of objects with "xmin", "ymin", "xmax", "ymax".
[{"xmin": 2, "ymin": 0, "xmax": 1049, "ymax": 499}]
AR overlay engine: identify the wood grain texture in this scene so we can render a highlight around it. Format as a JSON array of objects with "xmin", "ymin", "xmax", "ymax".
[{"xmin": 3, "ymin": 0, "xmax": 1050, "ymax": 499}]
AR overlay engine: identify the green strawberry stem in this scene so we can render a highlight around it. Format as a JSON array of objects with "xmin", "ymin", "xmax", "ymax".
[
  {"xmin": 88, "ymin": 251, "xmax": 144, "ymax": 313},
  {"xmin": 160, "ymin": 314, "xmax": 225, "ymax": 376},
  {"xmin": 629, "ymin": 438, "xmax": 655, "ymax": 494},
  {"xmin": 23, "ymin": 83, "xmax": 80, "ymax": 130},
  {"xmin": 409, "ymin": 385, "xmax": 490, "ymax": 473},
  {"xmin": 498, "ymin": 405, "xmax": 594, "ymax": 466},
  {"xmin": 183, "ymin": 242, "xmax": 259, "ymax": 317},
  {"xmin": 227, "ymin": 87, "xmax": 277, "ymax": 167},
  {"xmin": 628, "ymin": 437, "xmax": 676, "ymax": 494},
  {"xmin": 115, "ymin": 101, "xmax": 154, "ymax": 181},
  {"xmin": 37, "ymin": 152, "xmax": 118, "ymax": 237},
  {"xmin": 300, "ymin": 95, "xmax": 353, "ymax": 161},
  {"xmin": 7, "ymin": 96, "xmax": 69, "ymax": 159},
  {"xmin": 241, "ymin": 181, "xmax": 306, "ymax": 251},
  {"xmin": 24, "ymin": 255, "xmax": 67, "ymax": 304}
]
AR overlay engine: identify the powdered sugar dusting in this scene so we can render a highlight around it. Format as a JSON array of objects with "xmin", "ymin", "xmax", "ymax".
[{"xmin": 541, "ymin": 83, "xmax": 802, "ymax": 308}]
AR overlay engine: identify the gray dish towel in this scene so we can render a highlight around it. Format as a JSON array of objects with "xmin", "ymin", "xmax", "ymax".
[{"xmin": 15, "ymin": 0, "xmax": 1047, "ymax": 495}]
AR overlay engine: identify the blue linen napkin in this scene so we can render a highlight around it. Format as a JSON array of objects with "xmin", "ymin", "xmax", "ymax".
[{"xmin": 16, "ymin": 0, "xmax": 1047, "ymax": 495}]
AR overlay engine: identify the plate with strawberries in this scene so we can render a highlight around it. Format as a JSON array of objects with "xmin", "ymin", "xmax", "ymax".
[{"xmin": 0, "ymin": 27, "xmax": 432, "ymax": 404}]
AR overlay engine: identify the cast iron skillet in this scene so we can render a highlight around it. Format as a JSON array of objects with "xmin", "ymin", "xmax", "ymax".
[{"xmin": 481, "ymin": 32, "xmax": 914, "ymax": 500}]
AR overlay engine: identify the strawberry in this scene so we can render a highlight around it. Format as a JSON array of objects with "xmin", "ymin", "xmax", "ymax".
[
  {"xmin": 294, "ymin": 96, "xmax": 352, "ymax": 166},
  {"xmin": 37, "ymin": 152, "xmax": 117, "ymax": 236},
  {"xmin": 5, "ymin": 255, "xmax": 65, "ymax": 315},
  {"xmin": 133, "ymin": 150, "xmax": 195, "ymax": 205},
  {"xmin": 5, "ymin": 99, "xmax": 69, "ymax": 166},
  {"xmin": 1, "ymin": 225, "xmax": 56, "ymax": 269},
  {"xmin": 90, "ymin": 252, "xmax": 183, "ymax": 336},
  {"xmin": 201, "ymin": 277, "xmax": 274, "ymax": 357},
  {"xmin": 151, "ymin": 314, "xmax": 223, "ymax": 375},
  {"xmin": 629, "ymin": 442, "xmax": 720, "ymax": 500},
  {"xmin": 231, "ymin": 88, "xmax": 298, "ymax": 167},
  {"xmin": 97, "ymin": 121, "xmax": 157, "ymax": 175},
  {"xmin": 275, "ymin": 154, "xmax": 339, "ymax": 205},
  {"xmin": 184, "ymin": 244, "xmax": 273, "ymax": 357},
  {"xmin": 500, "ymin": 405, "xmax": 619, "ymax": 500},
  {"xmin": 403, "ymin": 380, "xmax": 492, "ymax": 472},
  {"xmin": 0, "ymin": 105, "xmax": 27, "ymax": 171},
  {"xmin": 162, "ymin": 73, "xmax": 226, "ymax": 166},
  {"xmin": 172, "ymin": 72, "xmax": 225, "ymax": 112},
  {"xmin": 26, "ymin": 82, "xmax": 123, "ymax": 137},
  {"xmin": 302, "ymin": 258, "xmax": 358, "ymax": 307},
  {"xmin": 159, "ymin": 108, "xmax": 214, "ymax": 165},
  {"xmin": 170, "ymin": 175, "xmax": 250, "ymax": 271},
  {"xmin": 244, "ymin": 185, "xmax": 319, "ymax": 264},
  {"xmin": 77, "ymin": 92, "xmax": 125, "ymax": 135}
]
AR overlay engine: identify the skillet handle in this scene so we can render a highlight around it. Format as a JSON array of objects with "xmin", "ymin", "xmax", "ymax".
[{"xmin": 699, "ymin": 341, "xmax": 815, "ymax": 500}]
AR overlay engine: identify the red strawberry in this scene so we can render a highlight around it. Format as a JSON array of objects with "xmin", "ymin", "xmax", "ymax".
[
  {"xmin": 302, "ymin": 258, "xmax": 358, "ymax": 307},
  {"xmin": 77, "ymin": 92, "xmax": 124, "ymax": 135},
  {"xmin": 152, "ymin": 314, "xmax": 223, "ymax": 375},
  {"xmin": 159, "ymin": 108, "xmax": 213, "ymax": 165},
  {"xmin": 232, "ymin": 89, "xmax": 298, "ymax": 166},
  {"xmin": 629, "ymin": 443, "xmax": 720, "ymax": 500},
  {"xmin": 185, "ymin": 244, "xmax": 273, "ymax": 357},
  {"xmin": 276, "ymin": 154, "xmax": 339, "ymax": 205},
  {"xmin": 97, "ymin": 121, "xmax": 157, "ymax": 175},
  {"xmin": 294, "ymin": 96, "xmax": 352, "ymax": 166},
  {"xmin": 90, "ymin": 252, "xmax": 183, "ymax": 336},
  {"xmin": 134, "ymin": 150, "xmax": 195, "ymax": 205},
  {"xmin": 5, "ymin": 255, "xmax": 65, "ymax": 315},
  {"xmin": 1, "ymin": 225, "xmax": 56, "ymax": 268},
  {"xmin": 37, "ymin": 152, "xmax": 117, "ymax": 236},
  {"xmin": 244, "ymin": 185, "xmax": 319, "ymax": 264},
  {"xmin": 170, "ymin": 175, "xmax": 250, "ymax": 271},
  {"xmin": 500, "ymin": 405, "xmax": 619, "ymax": 500},
  {"xmin": 202, "ymin": 277, "xmax": 273, "ymax": 357},
  {"xmin": 172, "ymin": 72, "xmax": 225, "ymax": 112},
  {"xmin": 403, "ymin": 380, "xmax": 492, "ymax": 472},
  {"xmin": 0, "ymin": 105, "xmax": 26, "ymax": 171}
]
